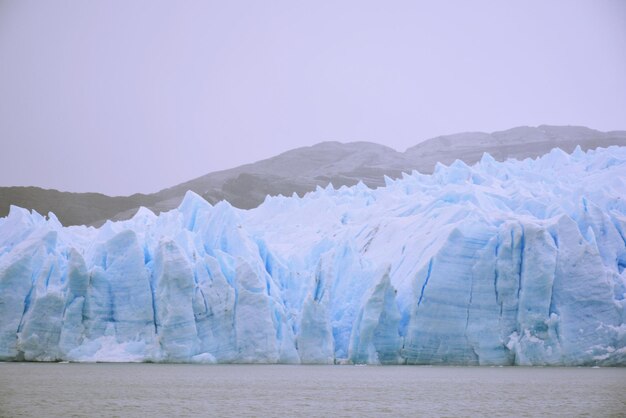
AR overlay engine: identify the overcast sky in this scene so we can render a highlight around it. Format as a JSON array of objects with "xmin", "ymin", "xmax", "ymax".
[{"xmin": 0, "ymin": 1, "xmax": 625, "ymax": 196}]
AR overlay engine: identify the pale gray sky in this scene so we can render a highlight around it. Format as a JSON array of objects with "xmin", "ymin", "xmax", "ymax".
[{"xmin": 1, "ymin": 1, "xmax": 625, "ymax": 196}]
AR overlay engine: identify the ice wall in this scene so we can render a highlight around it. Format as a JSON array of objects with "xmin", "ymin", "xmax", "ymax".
[{"xmin": 1, "ymin": 146, "xmax": 625, "ymax": 365}]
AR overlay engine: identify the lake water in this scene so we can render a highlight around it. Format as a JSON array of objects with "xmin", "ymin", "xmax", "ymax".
[{"xmin": 0, "ymin": 363, "xmax": 624, "ymax": 417}]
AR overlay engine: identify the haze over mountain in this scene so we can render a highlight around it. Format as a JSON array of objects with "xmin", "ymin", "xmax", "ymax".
[{"xmin": 1, "ymin": 125, "xmax": 625, "ymax": 226}]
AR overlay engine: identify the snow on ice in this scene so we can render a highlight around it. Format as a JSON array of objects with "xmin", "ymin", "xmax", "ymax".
[{"xmin": 1, "ymin": 146, "xmax": 625, "ymax": 365}]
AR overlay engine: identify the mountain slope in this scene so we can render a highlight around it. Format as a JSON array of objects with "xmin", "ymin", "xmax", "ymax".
[
  {"xmin": 0, "ymin": 187, "xmax": 157, "ymax": 227},
  {"xmin": 1, "ymin": 125, "xmax": 625, "ymax": 226},
  {"xmin": 405, "ymin": 125, "xmax": 626, "ymax": 168}
]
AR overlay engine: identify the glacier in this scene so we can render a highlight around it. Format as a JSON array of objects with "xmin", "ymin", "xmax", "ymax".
[{"xmin": 1, "ymin": 146, "xmax": 625, "ymax": 365}]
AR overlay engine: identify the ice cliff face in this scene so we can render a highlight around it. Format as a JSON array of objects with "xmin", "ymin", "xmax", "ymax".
[{"xmin": 1, "ymin": 146, "xmax": 625, "ymax": 365}]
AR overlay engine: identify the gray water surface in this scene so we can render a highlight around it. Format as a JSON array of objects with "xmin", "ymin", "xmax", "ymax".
[{"xmin": 0, "ymin": 363, "xmax": 624, "ymax": 417}]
